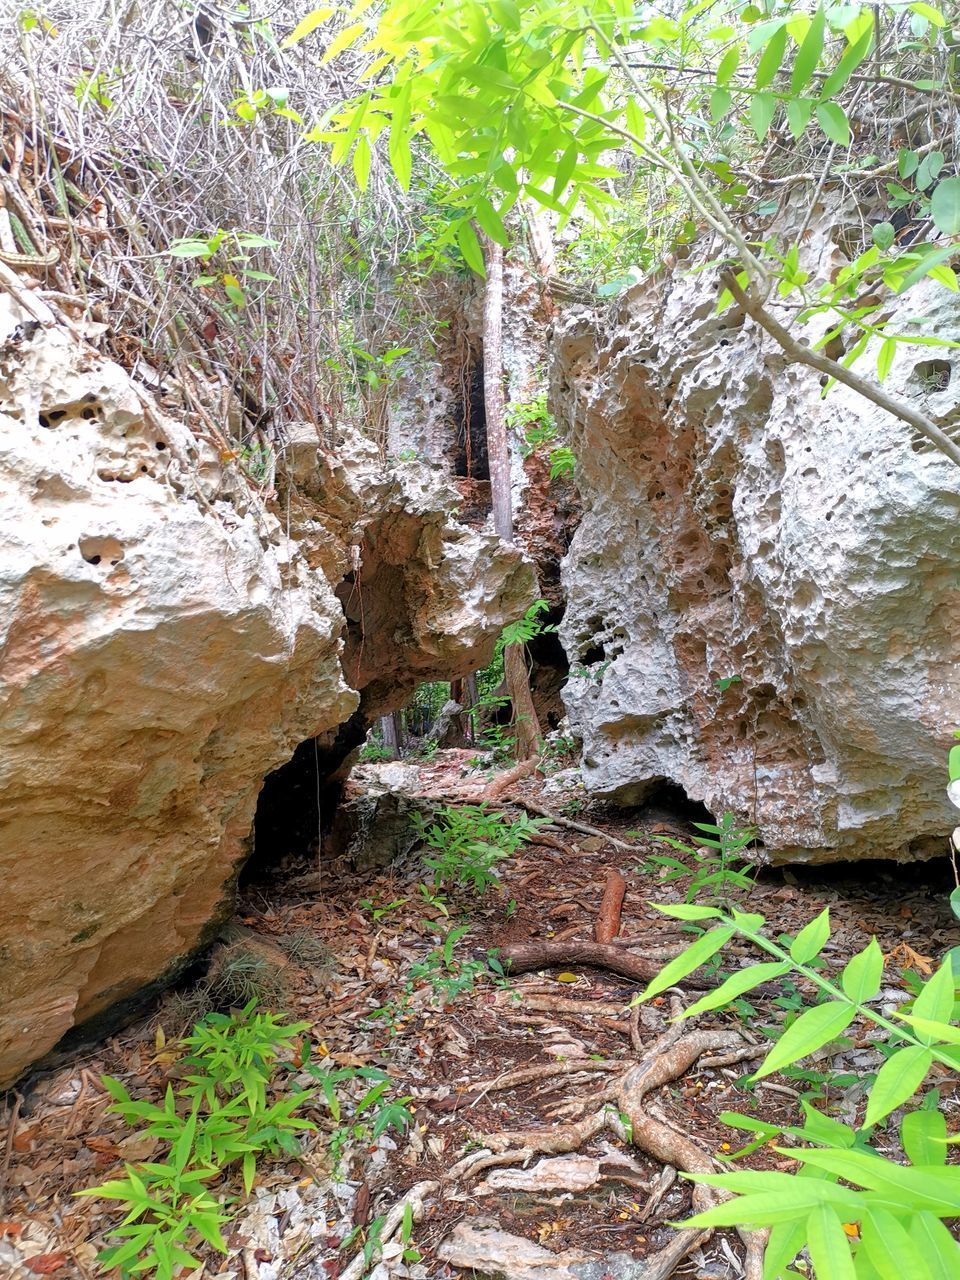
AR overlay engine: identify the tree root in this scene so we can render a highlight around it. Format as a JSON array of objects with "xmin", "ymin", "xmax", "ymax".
[
  {"xmin": 471, "ymin": 1058, "xmax": 622, "ymax": 1096},
  {"xmin": 594, "ymin": 868, "xmax": 626, "ymax": 943},
  {"xmin": 498, "ymin": 940, "xmax": 711, "ymax": 987},
  {"xmin": 476, "ymin": 1026, "xmax": 766, "ymax": 1279},
  {"xmin": 494, "ymin": 992, "xmax": 628, "ymax": 1015},
  {"xmin": 446, "ymin": 1147, "xmax": 534, "ymax": 1181}
]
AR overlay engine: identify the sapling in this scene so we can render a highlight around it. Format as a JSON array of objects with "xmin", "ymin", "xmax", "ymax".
[{"xmin": 635, "ymin": 902, "xmax": 960, "ymax": 1277}]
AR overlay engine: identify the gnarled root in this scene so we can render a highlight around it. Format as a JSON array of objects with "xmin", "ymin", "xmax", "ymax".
[{"xmin": 478, "ymin": 1026, "xmax": 765, "ymax": 1278}]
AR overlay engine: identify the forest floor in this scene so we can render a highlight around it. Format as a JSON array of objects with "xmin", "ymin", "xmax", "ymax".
[{"xmin": 3, "ymin": 752, "xmax": 959, "ymax": 1280}]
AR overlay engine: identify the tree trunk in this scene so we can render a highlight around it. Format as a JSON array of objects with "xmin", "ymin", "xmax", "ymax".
[
  {"xmin": 464, "ymin": 672, "xmax": 478, "ymax": 742},
  {"xmin": 481, "ymin": 234, "xmax": 543, "ymax": 759},
  {"xmin": 380, "ymin": 714, "xmax": 401, "ymax": 760}
]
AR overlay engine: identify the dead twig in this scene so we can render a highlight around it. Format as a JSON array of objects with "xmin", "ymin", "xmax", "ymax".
[{"xmin": 508, "ymin": 797, "xmax": 640, "ymax": 853}]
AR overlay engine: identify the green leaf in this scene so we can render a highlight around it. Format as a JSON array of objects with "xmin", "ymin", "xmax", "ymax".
[
  {"xmin": 862, "ymin": 1207, "xmax": 936, "ymax": 1280},
  {"xmin": 681, "ymin": 960, "xmax": 791, "ymax": 1018},
  {"xmin": 749, "ymin": 91, "xmax": 776, "ymax": 141},
  {"xmin": 864, "ymin": 1045, "xmax": 934, "ymax": 1126},
  {"xmin": 456, "ymin": 221, "xmax": 485, "ymax": 276},
  {"xmin": 387, "ymin": 78, "xmax": 413, "ymax": 191},
  {"xmin": 167, "ymin": 240, "xmax": 213, "ymax": 258},
  {"xmin": 473, "ymin": 198, "xmax": 509, "ymax": 247},
  {"xmin": 791, "ymin": 6, "xmax": 825, "ymax": 94},
  {"xmin": 893, "ymin": 244, "xmax": 960, "ymax": 294},
  {"xmin": 753, "ymin": 999, "xmax": 856, "ymax": 1080},
  {"xmin": 899, "ymin": 149, "xmax": 920, "ymax": 179},
  {"xmin": 716, "ymin": 46, "xmax": 740, "ymax": 86},
  {"xmin": 639, "ymin": 926, "xmax": 735, "ymax": 1001},
  {"xmin": 806, "ymin": 1203, "xmax": 856, "ymax": 1280},
  {"xmin": 901, "ymin": 1108, "xmax": 947, "ymax": 1166},
  {"xmin": 949, "ymin": 745, "xmax": 960, "ymax": 782},
  {"xmin": 763, "ymin": 1219, "xmax": 807, "ymax": 1279},
  {"xmin": 911, "ymin": 959, "xmax": 956, "ymax": 1031},
  {"xmin": 816, "ymin": 101, "xmax": 850, "ymax": 145},
  {"xmin": 651, "ymin": 902, "xmax": 725, "ymax": 921},
  {"xmin": 173, "ymin": 1106, "xmax": 197, "ymax": 1173},
  {"xmin": 786, "ymin": 96, "xmax": 814, "ymax": 138},
  {"xmin": 786, "ymin": 1146, "xmax": 960, "ymax": 1214},
  {"xmin": 322, "ymin": 20, "xmax": 366, "ymax": 64},
  {"xmin": 910, "ymin": 2, "xmax": 946, "ymax": 26},
  {"xmin": 908, "ymin": 1213, "xmax": 960, "ymax": 1280},
  {"xmin": 352, "ymin": 133, "xmax": 371, "ymax": 191},
  {"xmin": 755, "ymin": 26, "xmax": 788, "ymax": 89},
  {"xmin": 710, "ymin": 88, "xmax": 732, "ymax": 124},
  {"xmin": 789, "ymin": 908, "xmax": 831, "ymax": 963},
  {"xmin": 841, "ymin": 937, "xmax": 884, "ymax": 1001},
  {"xmin": 872, "ymin": 222, "xmax": 895, "ymax": 251},
  {"xmin": 931, "ymin": 177, "xmax": 960, "ymax": 235},
  {"xmin": 917, "ymin": 151, "xmax": 945, "ymax": 192},
  {"xmin": 553, "ymin": 145, "xmax": 578, "ymax": 199},
  {"xmin": 896, "ymin": 1013, "xmax": 960, "ymax": 1045},
  {"xmin": 877, "ymin": 337, "xmax": 897, "ymax": 383},
  {"xmin": 821, "ymin": 24, "xmax": 873, "ymax": 97},
  {"xmin": 281, "ymin": 6, "xmax": 334, "ymax": 47},
  {"xmin": 682, "ymin": 1176, "xmax": 863, "ymax": 1227}
]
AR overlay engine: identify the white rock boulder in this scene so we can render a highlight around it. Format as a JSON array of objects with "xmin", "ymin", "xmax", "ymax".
[{"xmin": 555, "ymin": 247, "xmax": 960, "ymax": 862}]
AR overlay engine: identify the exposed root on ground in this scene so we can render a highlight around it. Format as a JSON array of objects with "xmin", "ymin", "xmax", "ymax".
[
  {"xmin": 471, "ymin": 1025, "xmax": 765, "ymax": 1279},
  {"xmin": 594, "ymin": 868, "xmax": 627, "ymax": 942},
  {"xmin": 498, "ymin": 940, "xmax": 711, "ymax": 987},
  {"xmin": 471, "ymin": 1059, "xmax": 622, "ymax": 1095}
]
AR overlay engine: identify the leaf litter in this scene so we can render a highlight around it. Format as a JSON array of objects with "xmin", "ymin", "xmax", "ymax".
[{"xmin": 2, "ymin": 750, "xmax": 959, "ymax": 1280}]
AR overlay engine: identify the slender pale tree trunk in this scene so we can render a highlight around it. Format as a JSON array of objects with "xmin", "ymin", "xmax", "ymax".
[
  {"xmin": 481, "ymin": 235, "xmax": 542, "ymax": 760},
  {"xmin": 380, "ymin": 713, "xmax": 401, "ymax": 760}
]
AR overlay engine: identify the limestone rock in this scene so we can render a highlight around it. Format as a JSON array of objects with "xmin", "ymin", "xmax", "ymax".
[
  {"xmin": 280, "ymin": 440, "xmax": 537, "ymax": 722},
  {"xmin": 0, "ymin": 290, "xmax": 357, "ymax": 1087},
  {"xmin": 555, "ymin": 250, "xmax": 960, "ymax": 863},
  {"xmin": 437, "ymin": 1222, "xmax": 590, "ymax": 1280},
  {"xmin": 0, "ymin": 287, "xmax": 535, "ymax": 1086}
]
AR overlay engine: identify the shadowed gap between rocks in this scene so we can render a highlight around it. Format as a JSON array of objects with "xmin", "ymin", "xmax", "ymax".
[{"xmin": 245, "ymin": 712, "xmax": 369, "ymax": 883}]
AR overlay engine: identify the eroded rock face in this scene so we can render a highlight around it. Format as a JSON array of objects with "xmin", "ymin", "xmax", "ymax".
[
  {"xmin": 555, "ymin": 258, "xmax": 960, "ymax": 862},
  {"xmin": 280, "ymin": 432, "xmax": 537, "ymax": 722},
  {"xmin": 0, "ymin": 294, "xmax": 533, "ymax": 1086},
  {"xmin": 0, "ymin": 294, "xmax": 357, "ymax": 1087}
]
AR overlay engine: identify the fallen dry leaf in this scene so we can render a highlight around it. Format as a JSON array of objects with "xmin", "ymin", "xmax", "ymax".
[
  {"xmin": 25, "ymin": 1252, "xmax": 70, "ymax": 1274},
  {"xmin": 884, "ymin": 941, "xmax": 934, "ymax": 974}
]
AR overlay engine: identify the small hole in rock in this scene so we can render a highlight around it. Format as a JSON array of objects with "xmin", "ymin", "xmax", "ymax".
[
  {"xmin": 913, "ymin": 358, "xmax": 952, "ymax": 394},
  {"xmin": 79, "ymin": 534, "xmax": 125, "ymax": 567}
]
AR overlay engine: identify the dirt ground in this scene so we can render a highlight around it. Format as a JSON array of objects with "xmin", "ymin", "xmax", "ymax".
[{"xmin": 3, "ymin": 753, "xmax": 959, "ymax": 1280}]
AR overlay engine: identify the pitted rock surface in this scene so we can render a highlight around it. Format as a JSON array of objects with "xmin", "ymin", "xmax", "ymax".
[{"xmin": 554, "ymin": 251, "xmax": 960, "ymax": 862}]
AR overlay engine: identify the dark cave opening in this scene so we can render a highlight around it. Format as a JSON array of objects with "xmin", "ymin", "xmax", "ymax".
[
  {"xmin": 639, "ymin": 778, "xmax": 717, "ymax": 825},
  {"xmin": 244, "ymin": 712, "xmax": 369, "ymax": 883},
  {"xmin": 452, "ymin": 360, "xmax": 489, "ymax": 480},
  {"xmin": 527, "ymin": 604, "xmax": 569, "ymax": 730}
]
